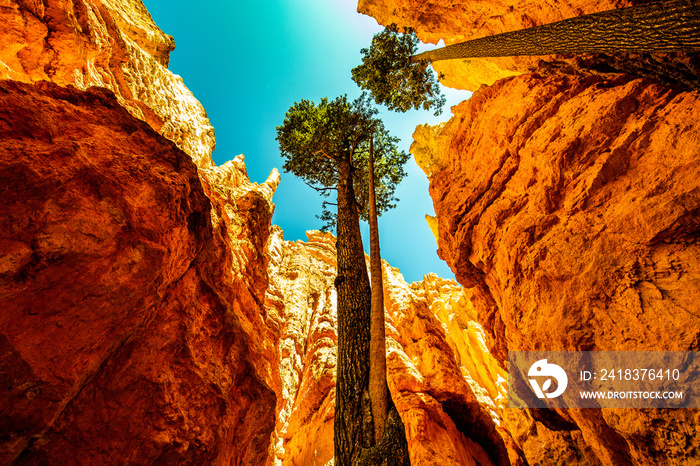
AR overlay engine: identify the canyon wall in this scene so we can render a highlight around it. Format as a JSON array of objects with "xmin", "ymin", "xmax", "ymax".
[
  {"xmin": 3, "ymin": 0, "xmax": 700, "ymax": 464},
  {"xmin": 1, "ymin": 0, "xmax": 214, "ymax": 166},
  {"xmin": 413, "ymin": 72, "xmax": 700, "ymax": 464},
  {"xmin": 0, "ymin": 78, "xmax": 279, "ymax": 464},
  {"xmin": 0, "ymin": 0, "xmax": 283, "ymax": 463},
  {"xmin": 357, "ymin": 0, "xmax": 700, "ymax": 463},
  {"xmin": 265, "ymin": 229, "xmax": 524, "ymax": 466}
]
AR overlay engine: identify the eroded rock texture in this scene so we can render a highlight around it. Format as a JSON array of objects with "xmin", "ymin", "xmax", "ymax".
[
  {"xmin": 358, "ymin": 0, "xmax": 700, "ymax": 462},
  {"xmin": 0, "ymin": 0, "xmax": 215, "ymax": 166},
  {"xmin": 4, "ymin": 0, "xmax": 699, "ymax": 463},
  {"xmin": 264, "ymin": 229, "xmax": 522, "ymax": 466},
  {"xmin": 0, "ymin": 0, "xmax": 290, "ymax": 460},
  {"xmin": 413, "ymin": 72, "xmax": 700, "ymax": 464},
  {"xmin": 0, "ymin": 79, "xmax": 278, "ymax": 464}
]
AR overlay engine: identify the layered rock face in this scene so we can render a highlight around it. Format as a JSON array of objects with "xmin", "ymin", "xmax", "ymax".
[
  {"xmin": 1, "ymin": 0, "xmax": 215, "ymax": 166},
  {"xmin": 415, "ymin": 73, "xmax": 700, "ymax": 356},
  {"xmin": 412, "ymin": 63, "xmax": 700, "ymax": 466},
  {"xmin": 265, "ymin": 229, "xmax": 523, "ymax": 466},
  {"xmin": 358, "ymin": 0, "xmax": 700, "ymax": 463},
  {"xmin": 4, "ymin": 0, "xmax": 699, "ymax": 463},
  {"xmin": 265, "ymin": 229, "xmax": 338, "ymax": 466}
]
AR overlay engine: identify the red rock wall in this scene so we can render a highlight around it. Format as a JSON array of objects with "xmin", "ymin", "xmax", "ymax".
[
  {"xmin": 0, "ymin": 0, "xmax": 290, "ymax": 461},
  {"xmin": 0, "ymin": 79, "xmax": 278, "ymax": 464},
  {"xmin": 359, "ymin": 0, "xmax": 700, "ymax": 463},
  {"xmin": 412, "ymin": 69, "xmax": 700, "ymax": 465},
  {"xmin": 5, "ymin": 0, "xmax": 698, "ymax": 463},
  {"xmin": 415, "ymin": 73, "xmax": 700, "ymax": 355}
]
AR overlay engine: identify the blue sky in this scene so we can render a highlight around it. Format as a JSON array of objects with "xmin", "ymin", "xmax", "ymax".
[{"xmin": 142, "ymin": 0, "xmax": 471, "ymax": 282}]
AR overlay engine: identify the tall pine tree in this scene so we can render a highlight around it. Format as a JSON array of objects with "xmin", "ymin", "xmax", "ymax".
[{"xmin": 276, "ymin": 94, "xmax": 411, "ymax": 465}]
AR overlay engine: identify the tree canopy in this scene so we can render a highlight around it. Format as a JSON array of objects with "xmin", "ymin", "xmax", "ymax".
[
  {"xmin": 276, "ymin": 93, "xmax": 410, "ymax": 229},
  {"xmin": 351, "ymin": 25, "xmax": 446, "ymax": 116}
]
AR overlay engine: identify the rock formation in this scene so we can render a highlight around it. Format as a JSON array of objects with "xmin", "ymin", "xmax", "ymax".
[
  {"xmin": 0, "ymin": 78, "xmax": 279, "ymax": 464},
  {"xmin": 3, "ymin": 0, "xmax": 699, "ymax": 463},
  {"xmin": 0, "ymin": 0, "xmax": 215, "ymax": 166},
  {"xmin": 0, "ymin": 0, "xmax": 283, "ymax": 462},
  {"xmin": 413, "ymin": 71, "xmax": 700, "ymax": 464},
  {"xmin": 265, "ymin": 229, "xmax": 521, "ymax": 466},
  {"xmin": 356, "ymin": 0, "xmax": 700, "ymax": 462}
]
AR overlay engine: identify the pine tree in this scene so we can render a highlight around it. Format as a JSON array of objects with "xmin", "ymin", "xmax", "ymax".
[{"xmin": 276, "ymin": 94, "xmax": 411, "ymax": 466}]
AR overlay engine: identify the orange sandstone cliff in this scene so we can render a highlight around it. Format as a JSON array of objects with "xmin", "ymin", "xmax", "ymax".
[
  {"xmin": 0, "ymin": 0, "xmax": 282, "ymax": 463},
  {"xmin": 413, "ymin": 72, "xmax": 700, "ymax": 464},
  {"xmin": 359, "ymin": 0, "xmax": 700, "ymax": 463},
  {"xmin": 265, "ymin": 229, "xmax": 519, "ymax": 466},
  {"xmin": 1, "ymin": 0, "xmax": 215, "ymax": 166},
  {"xmin": 2, "ymin": 0, "xmax": 700, "ymax": 464},
  {"xmin": 0, "ymin": 78, "xmax": 279, "ymax": 464}
]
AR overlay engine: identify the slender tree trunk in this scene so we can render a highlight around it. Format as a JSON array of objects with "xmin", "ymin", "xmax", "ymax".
[
  {"xmin": 354, "ymin": 137, "xmax": 411, "ymax": 466},
  {"xmin": 334, "ymin": 148, "xmax": 411, "ymax": 466},
  {"xmin": 411, "ymin": 0, "xmax": 700, "ymax": 63},
  {"xmin": 367, "ymin": 134, "xmax": 388, "ymax": 443},
  {"xmin": 334, "ymin": 152, "xmax": 372, "ymax": 466}
]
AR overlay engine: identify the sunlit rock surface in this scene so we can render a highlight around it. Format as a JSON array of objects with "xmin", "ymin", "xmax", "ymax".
[
  {"xmin": 0, "ymin": 0, "xmax": 215, "ymax": 166},
  {"xmin": 265, "ymin": 230, "xmax": 522, "ymax": 466},
  {"xmin": 413, "ymin": 72, "xmax": 700, "ymax": 464},
  {"xmin": 0, "ymin": 79, "xmax": 278, "ymax": 464},
  {"xmin": 361, "ymin": 0, "xmax": 700, "ymax": 462},
  {"xmin": 4, "ymin": 0, "xmax": 699, "ymax": 463},
  {"xmin": 0, "ymin": 0, "xmax": 288, "ymax": 461},
  {"xmin": 265, "ymin": 228, "xmax": 338, "ymax": 466}
]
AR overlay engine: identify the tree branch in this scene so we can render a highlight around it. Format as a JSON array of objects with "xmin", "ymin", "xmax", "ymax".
[
  {"xmin": 314, "ymin": 149, "xmax": 338, "ymax": 161},
  {"xmin": 305, "ymin": 183, "xmax": 337, "ymax": 193}
]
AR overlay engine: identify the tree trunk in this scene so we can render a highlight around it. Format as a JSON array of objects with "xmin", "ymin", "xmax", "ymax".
[
  {"xmin": 367, "ymin": 134, "xmax": 388, "ymax": 444},
  {"xmin": 333, "ymin": 149, "xmax": 411, "ymax": 466},
  {"xmin": 411, "ymin": 0, "xmax": 700, "ymax": 62},
  {"xmin": 334, "ymin": 152, "xmax": 372, "ymax": 466},
  {"xmin": 355, "ymin": 136, "xmax": 411, "ymax": 466}
]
